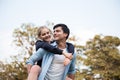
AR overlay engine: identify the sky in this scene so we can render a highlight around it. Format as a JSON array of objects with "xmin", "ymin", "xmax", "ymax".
[{"xmin": 0, "ymin": 0, "xmax": 120, "ymax": 61}]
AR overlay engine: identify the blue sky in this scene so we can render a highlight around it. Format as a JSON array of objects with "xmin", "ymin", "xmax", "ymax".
[{"xmin": 0, "ymin": 0, "xmax": 120, "ymax": 61}]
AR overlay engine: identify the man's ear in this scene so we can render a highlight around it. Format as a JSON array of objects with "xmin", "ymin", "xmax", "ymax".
[{"xmin": 64, "ymin": 33, "xmax": 68, "ymax": 38}]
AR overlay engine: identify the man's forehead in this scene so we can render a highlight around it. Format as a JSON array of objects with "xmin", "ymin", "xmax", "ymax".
[{"xmin": 54, "ymin": 26, "xmax": 62, "ymax": 30}]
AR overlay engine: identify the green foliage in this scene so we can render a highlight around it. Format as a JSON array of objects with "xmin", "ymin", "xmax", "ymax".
[
  {"xmin": 78, "ymin": 35, "xmax": 120, "ymax": 80},
  {"xmin": 0, "ymin": 23, "xmax": 38, "ymax": 80},
  {"xmin": 12, "ymin": 23, "xmax": 38, "ymax": 56}
]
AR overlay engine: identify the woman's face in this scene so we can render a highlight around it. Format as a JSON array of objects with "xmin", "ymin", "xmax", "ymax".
[{"xmin": 40, "ymin": 28, "xmax": 52, "ymax": 42}]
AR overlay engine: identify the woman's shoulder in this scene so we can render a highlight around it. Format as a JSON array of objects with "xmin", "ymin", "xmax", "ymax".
[{"xmin": 35, "ymin": 40, "xmax": 43, "ymax": 44}]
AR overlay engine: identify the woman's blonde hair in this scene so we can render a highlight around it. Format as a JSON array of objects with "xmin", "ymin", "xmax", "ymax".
[{"xmin": 37, "ymin": 26, "xmax": 52, "ymax": 39}]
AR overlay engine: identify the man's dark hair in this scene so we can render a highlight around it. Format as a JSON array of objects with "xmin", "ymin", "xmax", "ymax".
[{"xmin": 53, "ymin": 23, "xmax": 70, "ymax": 39}]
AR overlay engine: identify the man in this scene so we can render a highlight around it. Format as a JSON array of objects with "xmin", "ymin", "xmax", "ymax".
[{"xmin": 26, "ymin": 23, "xmax": 76, "ymax": 80}]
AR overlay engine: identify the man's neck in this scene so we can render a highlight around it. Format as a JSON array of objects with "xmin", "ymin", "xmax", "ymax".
[{"xmin": 57, "ymin": 40, "xmax": 66, "ymax": 49}]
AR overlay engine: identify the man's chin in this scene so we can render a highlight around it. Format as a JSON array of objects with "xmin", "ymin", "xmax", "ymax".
[{"xmin": 54, "ymin": 38, "xmax": 58, "ymax": 40}]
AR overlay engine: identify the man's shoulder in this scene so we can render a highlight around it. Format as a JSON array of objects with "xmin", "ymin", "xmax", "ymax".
[{"xmin": 66, "ymin": 42, "xmax": 74, "ymax": 46}]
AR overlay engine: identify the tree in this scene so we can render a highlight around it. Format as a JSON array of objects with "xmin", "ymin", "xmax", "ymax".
[
  {"xmin": 12, "ymin": 23, "xmax": 40, "ymax": 79},
  {"xmin": 0, "ymin": 23, "xmax": 39, "ymax": 80},
  {"xmin": 79, "ymin": 35, "xmax": 120, "ymax": 80}
]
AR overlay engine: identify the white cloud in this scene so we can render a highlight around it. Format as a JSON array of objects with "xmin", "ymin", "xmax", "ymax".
[{"xmin": 71, "ymin": 28, "xmax": 96, "ymax": 45}]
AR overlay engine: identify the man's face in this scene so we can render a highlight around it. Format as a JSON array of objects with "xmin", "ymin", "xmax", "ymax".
[{"xmin": 53, "ymin": 27, "xmax": 67, "ymax": 41}]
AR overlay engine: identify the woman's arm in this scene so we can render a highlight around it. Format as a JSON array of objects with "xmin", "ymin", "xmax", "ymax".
[
  {"xmin": 36, "ymin": 40, "xmax": 75, "ymax": 54},
  {"xmin": 36, "ymin": 40, "xmax": 63, "ymax": 54},
  {"xmin": 26, "ymin": 48, "xmax": 46, "ymax": 68},
  {"xmin": 36, "ymin": 40, "xmax": 73, "ymax": 59}
]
